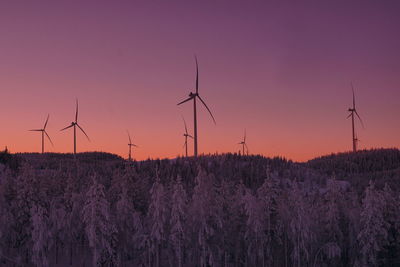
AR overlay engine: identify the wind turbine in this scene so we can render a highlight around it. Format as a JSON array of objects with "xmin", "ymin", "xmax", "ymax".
[
  {"xmin": 354, "ymin": 134, "xmax": 360, "ymax": 151},
  {"xmin": 60, "ymin": 99, "xmax": 90, "ymax": 154},
  {"xmin": 238, "ymin": 129, "xmax": 248, "ymax": 156},
  {"xmin": 182, "ymin": 116, "xmax": 193, "ymax": 157},
  {"xmin": 127, "ymin": 131, "xmax": 138, "ymax": 161},
  {"xmin": 29, "ymin": 114, "xmax": 53, "ymax": 153},
  {"xmin": 347, "ymin": 84, "xmax": 364, "ymax": 152},
  {"xmin": 177, "ymin": 56, "xmax": 216, "ymax": 157}
]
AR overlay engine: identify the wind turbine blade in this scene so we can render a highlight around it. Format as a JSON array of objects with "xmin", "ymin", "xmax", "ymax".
[
  {"xmin": 245, "ymin": 143, "xmax": 249, "ymax": 151},
  {"xmin": 355, "ymin": 111, "xmax": 365, "ymax": 128},
  {"xmin": 44, "ymin": 131, "xmax": 54, "ymax": 146},
  {"xmin": 29, "ymin": 129, "xmax": 42, "ymax": 132},
  {"xmin": 183, "ymin": 141, "xmax": 186, "ymax": 148},
  {"xmin": 132, "ymin": 144, "xmax": 138, "ymax": 147},
  {"xmin": 127, "ymin": 130, "xmax": 132, "ymax": 144},
  {"xmin": 188, "ymin": 134, "xmax": 194, "ymax": 139},
  {"xmin": 351, "ymin": 83, "xmax": 355, "ymax": 109},
  {"xmin": 44, "ymin": 114, "xmax": 49, "ymax": 129},
  {"xmin": 75, "ymin": 99, "xmax": 78, "ymax": 123},
  {"xmin": 182, "ymin": 116, "xmax": 188, "ymax": 134},
  {"xmin": 60, "ymin": 124, "xmax": 74, "ymax": 131},
  {"xmin": 197, "ymin": 95, "xmax": 216, "ymax": 124},
  {"xmin": 195, "ymin": 55, "xmax": 199, "ymax": 94},
  {"xmin": 177, "ymin": 96, "xmax": 194, "ymax": 105},
  {"xmin": 76, "ymin": 124, "xmax": 90, "ymax": 141},
  {"xmin": 244, "ymin": 129, "xmax": 246, "ymax": 142}
]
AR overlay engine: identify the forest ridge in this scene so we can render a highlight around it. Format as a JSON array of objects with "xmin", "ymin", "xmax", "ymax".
[{"xmin": 0, "ymin": 148, "xmax": 399, "ymax": 266}]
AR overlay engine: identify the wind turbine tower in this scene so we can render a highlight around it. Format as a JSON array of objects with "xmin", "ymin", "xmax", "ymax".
[
  {"xmin": 29, "ymin": 114, "xmax": 53, "ymax": 153},
  {"xmin": 238, "ymin": 129, "xmax": 248, "ymax": 156},
  {"xmin": 347, "ymin": 84, "xmax": 364, "ymax": 152},
  {"xmin": 182, "ymin": 116, "xmax": 193, "ymax": 157},
  {"xmin": 60, "ymin": 99, "xmax": 90, "ymax": 155},
  {"xmin": 127, "ymin": 131, "xmax": 138, "ymax": 161},
  {"xmin": 177, "ymin": 56, "xmax": 216, "ymax": 157}
]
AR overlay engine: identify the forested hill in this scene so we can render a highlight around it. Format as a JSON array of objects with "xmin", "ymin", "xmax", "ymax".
[
  {"xmin": 0, "ymin": 149, "xmax": 399, "ymax": 266},
  {"xmin": 305, "ymin": 148, "xmax": 400, "ymax": 191},
  {"xmin": 3, "ymin": 149, "xmax": 399, "ymax": 192}
]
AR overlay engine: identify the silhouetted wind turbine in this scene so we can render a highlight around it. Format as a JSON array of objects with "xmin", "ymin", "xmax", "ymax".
[
  {"xmin": 127, "ymin": 131, "xmax": 138, "ymax": 161},
  {"xmin": 238, "ymin": 129, "xmax": 248, "ymax": 156},
  {"xmin": 354, "ymin": 134, "xmax": 360, "ymax": 151},
  {"xmin": 29, "ymin": 114, "xmax": 53, "ymax": 153},
  {"xmin": 60, "ymin": 99, "xmax": 90, "ymax": 155},
  {"xmin": 177, "ymin": 56, "xmax": 216, "ymax": 157},
  {"xmin": 182, "ymin": 116, "xmax": 193, "ymax": 157},
  {"xmin": 347, "ymin": 84, "xmax": 364, "ymax": 152}
]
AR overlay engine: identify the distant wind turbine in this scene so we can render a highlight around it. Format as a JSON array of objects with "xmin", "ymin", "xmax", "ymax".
[
  {"xmin": 29, "ymin": 114, "xmax": 53, "ymax": 153},
  {"xmin": 60, "ymin": 99, "xmax": 90, "ymax": 154},
  {"xmin": 354, "ymin": 134, "xmax": 360, "ymax": 151},
  {"xmin": 177, "ymin": 56, "xmax": 216, "ymax": 157},
  {"xmin": 182, "ymin": 116, "xmax": 193, "ymax": 157},
  {"xmin": 127, "ymin": 131, "xmax": 138, "ymax": 161},
  {"xmin": 347, "ymin": 83, "xmax": 364, "ymax": 152},
  {"xmin": 238, "ymin": 129, "xmax": 248, "ymax": 156}
]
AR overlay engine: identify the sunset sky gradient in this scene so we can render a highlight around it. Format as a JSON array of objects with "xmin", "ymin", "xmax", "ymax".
[{"xmin": 1, "ymin": 0, "xmax": 399, "ymax": 161}]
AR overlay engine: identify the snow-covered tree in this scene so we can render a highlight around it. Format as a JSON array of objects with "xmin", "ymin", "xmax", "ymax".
[
  {"xmin": 357, "ymin": 181, "xmax": 388, "ymax": 266},
  {"xmin": 30, "ymin": 204, "xmax": 51, "ymax": 267},
  {"xmin": 313, "ymin": 177, "xmax": 343, "ymax": 266},
  {"xmin": 169, "ymin": 175, "xmax": 188, "ymax": 267},
  {"xmin": 147, "ymin": 173, "xmax": 167, "ymax": 267},
  {"xmin": 48, "ymin": 199, "xmax": 67, "ymax": 265},
  {"xmin": 286, "ymin": 180, "xmax": 315, "ymax": 267},
  {"xmin": 190, "ymin": 167, "xmax": 222, "ymax": 267},
  {"xmin": 241, "ymin": 188, "xmax": 264, "ymax": 266},
  {"xmin": 82, "ymin": 176, "xmax": 117, "ymax": 266},
  {"xmin": 256, "ymin": 170, "xmax": 280, "ymax": 266},
  {"xmin": 115, "ymin": 185, "xmax": 141, "ymax": 264}
]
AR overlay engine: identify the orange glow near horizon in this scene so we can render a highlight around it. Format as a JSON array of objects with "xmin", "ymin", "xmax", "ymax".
[{"xmin": 0, "ymin": 1, "xmax": 399, "ymax": 162}]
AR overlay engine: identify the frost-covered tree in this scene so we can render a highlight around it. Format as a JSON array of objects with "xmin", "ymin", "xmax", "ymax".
[
  {"xmin": 256, "ymin": 170, "xmax": 280, "ymax": 266},
  {"xmin": 48, "ymin": 199, "xmax": 67, "ymax": 265},
  {"xmin": 313, "ymin": 177, "xmax": 343, "ymax": 266},
  {"xmin": 190, "ymin": 167, "xmax": 222, "ymax": 267},
  {"xmin": 82, "ymin": 176, "xmax": 117, "ymax": 266},
  {"xmin": 242, "ymin": 188, "xmax": 264, "ymax": 266},
  {"xmin": 286, "ymin": 181, "xmax": 315, "ymax": 267},
  {"xmin": 357, "ymin": 181, "xmax": 388, "ymax": 266},
  {"xmin": 147, "ymin": 173, "xmax": 167, "ymax": 267},
  {"xmin": 169, "ymin": 175, "xmax": 188, "ymax": 267},
  {"xmin": 115, "ymin": 185, "xmax": 141, "ymax": 265},
  {"xmin": 30, "ymin": 204, "xmax": 51, "ymax": 267},
  {"xmin": 380, "ymin": 183, "xmax": 400, "ymax": 265}
]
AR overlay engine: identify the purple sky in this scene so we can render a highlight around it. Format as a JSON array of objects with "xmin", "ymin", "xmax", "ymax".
[{"xmin": 0, "ymin": 0, "xmax": 399, "ymax": 160}]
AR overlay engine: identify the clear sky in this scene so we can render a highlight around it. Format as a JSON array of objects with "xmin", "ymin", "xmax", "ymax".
[{"xmin": 0, "ymin": 0, "xmax": 399, "ymax": 161}]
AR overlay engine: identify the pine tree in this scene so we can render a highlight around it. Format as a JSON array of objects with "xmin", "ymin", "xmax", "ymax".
[
  {"xmin": 190, "ymin": 167, "xmax": 222, "ymax": 267},
  {"xmin": 82, "ymin": 176, "xmax": 117, "ymax": 266},
  {"xmin": 241, "ymin": 188, "xmax": 264, "ymax": 266},
  {"xmin": 30, "ymin": 204, "xmax": 51, "ymax": 267},
  {"xmin": 357, "ymin": 181, "xmax": 388, "ymax": 266},
  {"xmin": 115, "ymin": 185, "xmax": 141, "ymax": 264},
  {"xmin": 147, "ymin": 173, "xmax": 167, "ymax": 267},
  {"xmin": 381, "ymin": 183, "xmax": 400, "ymax": 265},
  {"xmin": 169, "ymin": 175, "xmax": 188, "ymax": 267},
  {"xmin": 286, "ymin": 180, "xmax": 314, "ymax": 267},
  {"xmin": 48, "ymin": 199, "xmax": 67, "ymax": 265},
  {"xmin": 256, "ymin": 170, "xmax": 280, "ymax": 266},
  {"xmin": 313, "ymin": 177, "xmax": 343, "ymax": 266}
]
